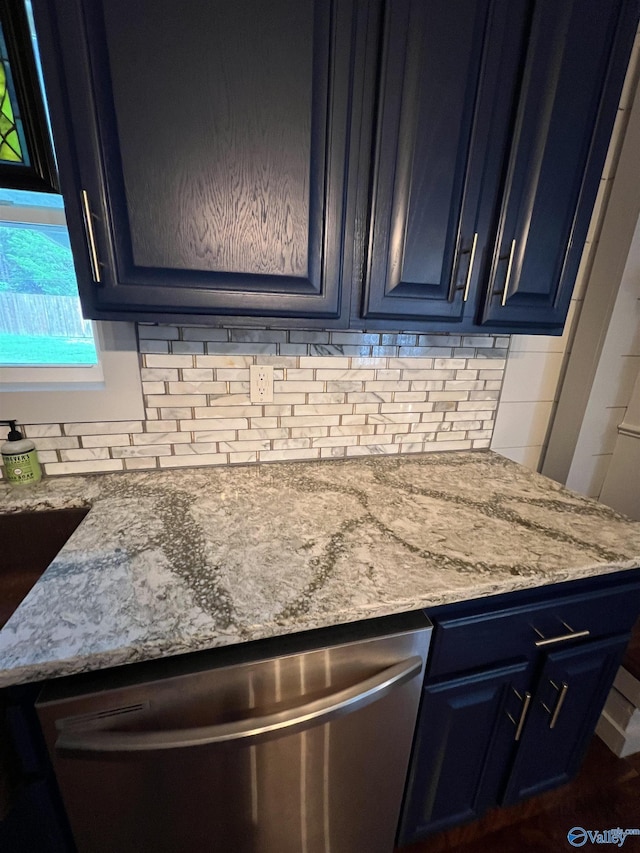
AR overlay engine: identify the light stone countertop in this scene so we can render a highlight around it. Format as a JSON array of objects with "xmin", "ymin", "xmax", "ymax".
[{"xmin": 1, "ymin": 450, "xmax": 639, "ymax": 687}]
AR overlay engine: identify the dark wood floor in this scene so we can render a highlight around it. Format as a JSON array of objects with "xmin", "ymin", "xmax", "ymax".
[{"xmin": 395, "ymin": 736, "xmax": 640, "ymax": 853}]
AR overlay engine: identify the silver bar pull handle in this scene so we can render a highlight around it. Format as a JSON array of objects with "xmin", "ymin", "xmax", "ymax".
[
  {"xmin": 56, "ymin": 656, "xmax": 424, "ymax": 754},
  {"xmin": 533, "ymin": 624, "xmax": 590, "ymax": 648},
  {"xmin": 453, "ymin": 233, "xmax": 478, "ymax": 301},
  {"xmin": 500, "ymin": 238, "xmax": 516, "ymax": 306},
  {"xmin": 462, "ymin": 232, "xmax": 478, "ymax": 302},
  {"xmin": 542, "ymin": 681, "xmax": 569, "ymax": 729},
  {"xmin": 507, "ymin": 688, "xmax": 532, "ymax": 742},
  {"xmin": 81, "ymin": 189, "xmax": 101, "ymax": 283}
]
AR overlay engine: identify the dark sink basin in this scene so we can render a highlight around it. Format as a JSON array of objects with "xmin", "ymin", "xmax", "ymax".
[{"xmin": 0, "ymin": 507, "xmax": 90, "ymax": 629}]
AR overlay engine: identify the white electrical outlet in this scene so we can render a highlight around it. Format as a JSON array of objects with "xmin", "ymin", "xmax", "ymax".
[{"xmin": 250, "ymin": 364, "xmax": 274, "ymax": 403}]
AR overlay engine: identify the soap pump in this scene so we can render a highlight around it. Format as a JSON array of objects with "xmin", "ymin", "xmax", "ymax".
[{"xmin": 1, "ymin": 420, "xmax": 42, "ymax": 485}]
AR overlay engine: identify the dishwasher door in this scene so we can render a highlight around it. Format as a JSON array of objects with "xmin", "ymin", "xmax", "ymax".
[{"xmin": 37, "ymin": 614, "xmax": 431, "ymax": 853}]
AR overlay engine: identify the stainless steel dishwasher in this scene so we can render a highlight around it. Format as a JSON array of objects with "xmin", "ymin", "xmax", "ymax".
[{"xmin": 36, "ymin": 613, "xmax": 432, "ymax": 853}]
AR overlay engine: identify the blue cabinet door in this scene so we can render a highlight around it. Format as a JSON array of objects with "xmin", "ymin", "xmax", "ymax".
[
  {"xmin": 501, "ymin": 634, "xmax": 629, "ymax": 805},
  {"xmin": 33, "ymin": 0, "xmax": 365, "ymax": 323},
  {"xmin": 397, "ymin": 660, "xmax": 531, "ymax": 846},
  {"xmin": 361, "ymin": 0, "xmax": 527, "ymax": 326},
  {"xmin": 479, "ymin": 0, "xmax": 638, "ymax": 331}
]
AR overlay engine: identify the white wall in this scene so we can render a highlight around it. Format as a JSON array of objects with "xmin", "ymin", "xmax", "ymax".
[
  {"xmin": 490, "ymin": 311, "xmax": 573, "ymax": 469},
  {"xmin": 566, "ymin": 214, "xmax": 640, "ymax": 499},
  {"xmin": 600, "ymin": 364, "xmax": 640, "ymax": 519}
]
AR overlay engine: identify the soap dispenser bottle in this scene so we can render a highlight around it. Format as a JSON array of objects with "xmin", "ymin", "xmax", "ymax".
[{"xmin": 1, "ymin": 420, "xmax": 42, "ymax": 484}]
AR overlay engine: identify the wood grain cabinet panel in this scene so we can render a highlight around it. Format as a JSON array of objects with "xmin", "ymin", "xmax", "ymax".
[{"xmin": 33, "ymin": 0, "xmax": 364, "ymax": 322}]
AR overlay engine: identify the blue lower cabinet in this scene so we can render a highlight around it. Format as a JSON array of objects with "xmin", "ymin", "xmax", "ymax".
[
  {"xmin": 397, "ymin": 661, "xmax": 530, "ymax": 845},
  {"xmin": 501, "ymin": 634, "xmax": 629, "ymax": 805},
  {"xmin": 398, "ymin": 571, "xmax": 640, "ymax": 848}
]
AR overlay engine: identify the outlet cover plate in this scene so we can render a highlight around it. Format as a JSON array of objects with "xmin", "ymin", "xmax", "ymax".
[{"xmin": 250, "ymin": 364, "xmax": 274, "ymax": 403}]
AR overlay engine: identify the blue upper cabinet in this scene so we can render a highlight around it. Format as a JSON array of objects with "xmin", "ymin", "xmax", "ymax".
[
  {"xmin": 361, "ymin": 0, "xmax": 528, "ymax": 326},
  {"xmin": 32, "ymin": 0, "xmax": 364, "ymax": 324},
  {"xmin": 479, "ymin": 0, "xmax": 636, "ymax": 331},
  {"xmin": 361, "ymin": 0, "xmax": 639, "ymax": 333},
  {"xmin": 32, "ymin": 0, "xmax": 639, "ymax": 331}
]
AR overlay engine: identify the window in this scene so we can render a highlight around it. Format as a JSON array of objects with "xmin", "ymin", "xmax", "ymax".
[
  {"xmin": 0, "ymin": 0, "xmax": 98, "ymax": 369},
  {"xmin": 0, "ymin": 0, "xmax": 143, "ymax": 424}
]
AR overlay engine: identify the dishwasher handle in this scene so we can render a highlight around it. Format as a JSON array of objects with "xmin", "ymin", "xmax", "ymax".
[{"xmin": 55, "ymin": 656, "xmax": 424, "ymax": 753}]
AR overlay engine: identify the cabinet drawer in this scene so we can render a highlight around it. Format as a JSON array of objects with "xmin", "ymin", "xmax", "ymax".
[{"xmin": 427, "ymin": 575, "xmax": 640, "ymax": 678}]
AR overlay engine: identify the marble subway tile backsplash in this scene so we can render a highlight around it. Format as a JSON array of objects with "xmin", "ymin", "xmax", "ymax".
[{"xmin": 10, "ymin": 326, "xmax": 508, "ymax": 476}]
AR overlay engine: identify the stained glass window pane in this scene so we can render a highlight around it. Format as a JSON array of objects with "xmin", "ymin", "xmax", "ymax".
[{"xmin": 0, "ymin": 20, "xmax": 28, "ymax": 165}]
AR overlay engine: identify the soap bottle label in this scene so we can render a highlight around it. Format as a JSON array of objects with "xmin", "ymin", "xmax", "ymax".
[{"xmin": 3, "ymin": 450, "xmax": 42, "ymax": 484}]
